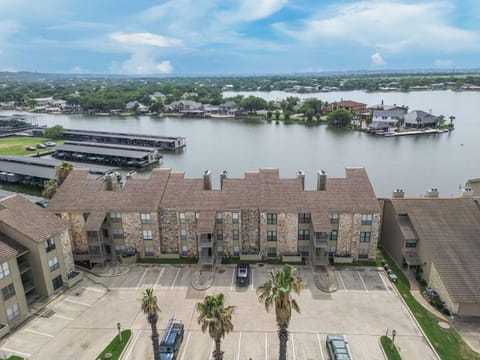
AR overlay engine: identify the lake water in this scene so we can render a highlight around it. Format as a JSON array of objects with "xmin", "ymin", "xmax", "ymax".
[{"xmin": 2, "ymin": 90, "xmax": 479, "ymax": 197}]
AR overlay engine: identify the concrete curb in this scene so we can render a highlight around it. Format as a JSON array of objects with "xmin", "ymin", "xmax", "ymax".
[
  {"xmin": 378, "ymin": 337, "xmax": 388, "ymax": 360},
  {"xmin": 191, "ymin": 270, "xmax": 215, "ymax": 291},
  {"xmin": 77, "ymin": 264, "xmax": 132, "ymax": 278}
]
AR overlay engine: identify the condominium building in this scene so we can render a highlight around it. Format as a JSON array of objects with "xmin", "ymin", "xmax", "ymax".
[{"xmin": 0, "ymin": 195, "xmax": 74, "ymax": 335}]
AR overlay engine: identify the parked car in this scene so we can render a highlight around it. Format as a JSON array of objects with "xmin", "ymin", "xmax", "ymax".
[
  {"xmin": 44, "ymin": 141, "xmax": 56, "ymax": 147},
  {"xmin": 160, "ymin": 316, "xmax": 184, "ymax": 360},
  {"xmin": 388, "ymin": 273, "xmax": 398, "ymax": 283},
  {"xmin": 36, "ymin": 143, "xmax": 47, "ymax": 149},
  {"xmin": 326, "ymin": 334, "xmax": 351, "ymax": 360},
  {"xmin": 25, "ymin": 146, "xmax": 36, "ymax": 151},
  {"xmin": 236, "ymin": 263, "xmax": 250, "ymax": 286},
  {"xmin": 425, "ymin": 287, "xmax": 438, "ymax": 299}
]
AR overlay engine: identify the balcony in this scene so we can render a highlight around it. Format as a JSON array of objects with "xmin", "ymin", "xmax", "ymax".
[
  {"xmin": 23, "ymin": 280, "xmax": 35, "ymax": 294},
  {"xmin": 198, "ymin": 234, "xmax": 213, "ymax": 248},
  {"xmin": 314, "ymin": 232, "xmax": 329, "ymax": 248},
  {"xmin": 18, "ymin": 261, "xmax": 31, "ymax": 275}
]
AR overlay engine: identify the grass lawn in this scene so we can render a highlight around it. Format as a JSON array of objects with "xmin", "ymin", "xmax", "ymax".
[
  {"xmin": 381, "ymin": 249, "xmax": 480, "ymax": 360},
  {"xmin": 7, "ymin": 356, "xmax": 24, "ymax": 360},
  {"xmin": 96, "ymin": 329, "xmax": 131, "ymax": 360},
  {"xmin": 380, "ymin": 336, "xmax": 402, "ymax": 360},
  {"xmin": 0, "ymin": 137, "xmax": 64, "ymax": 156}
]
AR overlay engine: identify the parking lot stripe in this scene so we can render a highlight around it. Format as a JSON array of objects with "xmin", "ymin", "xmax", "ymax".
[
  {"xmin": 317, "ymin": 333, "xmax": 325, "ymax": 360},
  {"xmin": 344, "ymin": 335, "xmax": 354, "ymax": 360},
  {"xmin": 179, "ymin": 331, "xmax": 191, "ymax": 360},
  {"xmin": 64, "ymin": 298, "xmax": 90, "ymax": 307},
  {"xmin": 135, "ymin": 268, "xmax": 149, "ymax": 290},
  {"xmin": 170, "ymin": 268, "xmax": 181, "ymax": 290},
  {"xmin": 379, "ymin": 272, "xmax": 392, "ymax": 294},
  {"xmin": 291, "ymin": 332, "xmax": 297, "ymax": 360},
  {"xmin": 338, "ymin": 271, "xmax": 347, "ymax": 292},
  {"xmin": 230, "ymin": 268, "xmax": 235, "ymax": 291},
  {"xmin": 122, "ymin": 330, "xmax": 141, "ymax": 360},
  {"xmin": 0, "ymin": 347, "xmax": 31, "ymax": 358},
  {"xmin": 250, "ymin": 269, "xmax": 255, "ymax": 291},
  {"xmin": 54, "ymin": 314, "xmax": 74, "ymax": 321},
  {"xmin": 265, "ymin": 332, "xmax": 268, "ymax": 360},
  {"xmin": 357, "ymin": 271, "xmax": 369, "ymax": 293},
  {"xmin": 81, "ymin": 286, "xmax": 106, "ymax": 294},
  {"xmin": 25, "ymin": 328, "xmax": 54, "ymax": 338},
  {"xmin": 154, "ymin": 267, "xmax": 165, "ymax": 289},
  {"xmin": 237, "ymin": 332, "xmax": 242, "ymax": 360}
]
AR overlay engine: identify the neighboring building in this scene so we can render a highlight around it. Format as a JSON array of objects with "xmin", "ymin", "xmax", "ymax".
[
  {"xmin": 0, "ymin": 195, "xmax": 74, "ymax": 334},
  {"xmin": 48, "ymin": 168, "xmax": 381, "ymax": 267},
  {"xmin": 381, "ymin": 195, "xmax": 480, "ymax": 316},
  {"xmin": 403, "ymin": 110, "xmax": 437, "ymax": 128},
  {"xmin": 326, "ymin": 100, "xmax": 367, "ymax": 116},
  {"xmin": 369, "ymin": 109, "xmax": 407, "ymax": 131},
  {"xmin": 465, "ymin": 178, "xmax": 480, "ymax": 196}
]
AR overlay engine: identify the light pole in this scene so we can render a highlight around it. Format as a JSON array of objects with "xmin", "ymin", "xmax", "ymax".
[
  {"xmin": 117, "ymin": 322, "xmax": 122, "ymax": 341},
  {"xmin": 391, "ymin": 329, "xmax": 397, "ymax": 349}
]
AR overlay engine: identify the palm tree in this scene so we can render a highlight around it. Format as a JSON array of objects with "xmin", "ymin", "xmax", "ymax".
[
  {"xmin": 436, "ymin": 115, "xmax": 445, "ymax": 128},
  {"xmin": 55, "ymin": 161, "xmax": 74, "ymax": 186},
  {"xmin": 42, "ymin": 179, "xmax": 58, "ymax": 199},
  {"xmin": 196, "ymin": 293, "xmax": 235, "ymax": 360},
  {"xmin": 141, "ymin": 288, "xmax": 161, "ymax": 360},
  {"xmin": 449, "ymin": 115, "xmax": 456, "ymax": 127},
  {"xmin": 257, "ymin": 265, "xmax": 304, "ymax": 360}
]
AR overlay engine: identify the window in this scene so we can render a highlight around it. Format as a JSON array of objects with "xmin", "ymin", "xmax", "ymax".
[
  {"xmin": 298, "ymin": 213, "xmax": 311, "ymax": 224},
  {"xmin": 231, "ymin": 229, "xmax": 239, "ymax": 241},
  {"xmin": 359, "ymin": 231, "xmax": 371, "ymax": 242},
  {"xmin": 112, "ymin": 228, "xmax": 124, "ymax": 239},
  {"xmin": 179, "ymin": 212, "xmax": 186, "ymax": 224},
  {"xmin": 215, "ymin": 212, "xmax": 223, "ymax": 224},
  {"xmin": 48, "ymin": 257, "xmax": 59, "ymax": 271},
  {"xmin": 298, "ymin": 246, "xmax": 309, "ymax": 257},
  {"xmin": 2, "ymin": 283, "xmax": 15, "ymax": 301},
  {"xmin": 45, "ymin": 238, "xmax": 56, "ymax": 252},
  {"xmin": 52, "ymin": 275, "xmax": 63, "ymax": 290},
  {"xmin": 267, "ymin": 213, "xmax": 277, "ymax": 225},
  {"xmin": 298, "ymin": 229, "xmax": 310, "ymax": 240},
  {"xmin": 361, "ymin": 214, "xmax": 373, "ymax": 225},
  {"xmin": 405, "ymin": 239, "xmax": 417, "ymax": 248},
  {"xmin": 140, "ymin": 213, "xmax": 151, "ymax": 224},
  {"xmin": 115, "ymin": 244, "xmax": 126, "ymax": 254},
  {"xmin": 329, "ymin": 247, "xmax": 337, "ymax": 255},
  {"xmin": 143, "ymin": 230, "xmax": 153, "ymax": 240},
  {"xmin": 111, "ymin": 212, "xmax": 122, "ymax": 222},
  {"xmin": 233, "ymin": 246, "xmax": 240, "ymax": 256},
  {"xmin": 217, "ymin": 245, "xmax": 223, "ymax": 257},
  {"xmin": 329, "ymin": 212, "xmax": 339, "ymax": 224},
  {"xmin": 144, "ymin": 246, "xmax": 154, "ymax": 256},
  {"xmin": 329, "ymin": 230, "xmax": 338, "ymax": 241},
  {"xmin": 267, "ymin": 247, "xmax": 277, "ymax": 257},
  {"xmin": 6, "ymin": 303, "xmax": 20, "ymax": 321},
  {"xmin": 0, "ymin": 262, "xmax": 10, "ymax": 279},
  {"xmin": 358, "ymin": 248, "xmax": 369, "ymax": 259},
  {"xmin": 216, "ymin": 229, "xmax": 223, "ymax": 241},
  {"xmin": 232, "ymin": 212, "xmax": 239, "ymax": 224},
  {"xmin": 180, "ymin": 229, "xmax": 187, "ymax": 240},
  {"xmin": 181, "ymin": 246, "xmax": 188, "ymax": 256},
  {"xmin": 267, "ymin": 231, "xmax": 277, "ymax": 241}
]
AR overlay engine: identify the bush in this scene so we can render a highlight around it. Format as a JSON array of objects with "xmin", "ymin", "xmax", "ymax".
[
  {"xmin": 44, "ymin": 124, "xmax": 64, "ymax": 139},
  {"xmin": 431, "ymin": 296, "xmax": 445, "ymax": 311}
]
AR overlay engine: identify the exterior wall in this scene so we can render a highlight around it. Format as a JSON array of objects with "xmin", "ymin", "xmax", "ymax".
[
  {"xmin": 159, "ymin": 209, "xmax": 179, "ymax": 254},
  {"xmin": 59, "ymin": 228, "xmax": 74, "ymax": 273},
  {"xmin": 380, "ymin": 201, "xmax": 406, "ymax": 267},
  {"xmin": 337, "ymin": 213, "xmax": 353, "ymax": 256},
  {"xmin": 122, "ymin": 213, "xmax": 143, "ymax": 254},
  {"xmin": 61, "ymin": 212, "xmax": 88, "ymax": 254},
  {"xmin": 428, "ymin": 263, "xmax": 459, "ymax": 315},
  {"xmin": 220, "ymin": 211, "xmax": 233, "ymax": 257},
  {"xmin": 241, "ymin": 208, "xmax": 260, "ymax": 253},
  {"xmin": 277, "ymin": 213, "xmax": 298, "ymax": 255},
  {"xmin": 183, "ymin": 212, "xmax": 197, "ymax": 257},
  {"xmin": 0, "ymin": 257, "xmax": 28, "ymax": 328},
  {"xmin": 458, "ymin": 303, "xmax": 480, "ymax": 316}
]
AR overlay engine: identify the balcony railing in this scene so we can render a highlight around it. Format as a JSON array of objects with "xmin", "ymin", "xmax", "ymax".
[{"xmin": 314, "ymin": 232, "xmax": 329, "ymax": 248}]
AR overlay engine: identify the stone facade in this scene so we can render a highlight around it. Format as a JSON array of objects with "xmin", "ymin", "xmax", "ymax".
[
  {"xmin": 337, "ymin": 214, "xmax": 354, "ymax": 256},
  {"xmin": 62, "ymin": 212, "xmax": 88, "ymax": 253},
  {"xmin": 183, "ymin": 211, "xmax": 198, "ymax": 257},
  {"xmin": 122, "ymin": 213, "xmax": 143, "ymax": 254},
  {"xmin": 220, "ymin": 211, "xmax": 234, "ymax": 256},
  {"xmin": 277, "ymin": 213, "xmax": 298, "ymax": 255},
  {"xmin": 241, "ymin": 208, "xmax": 260, "ymax": 253},
  {"xmin": 59, "ymin": 228, "xmax": 75, "ymax": 273},
  {"xmin": 159, "ymin": 209, "xmax": 179, "ymax": 254}
]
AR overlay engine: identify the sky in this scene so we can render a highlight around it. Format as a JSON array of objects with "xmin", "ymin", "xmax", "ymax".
[{"xmin": 0, "ymin": 0, "xmax": 479, "ymax": 75}]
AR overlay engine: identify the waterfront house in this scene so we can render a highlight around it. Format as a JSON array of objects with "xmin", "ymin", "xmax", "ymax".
[
  {"xmin": 48, "ymin": 168, "xmax": 380, "ymax": 267},
  {"xmin": 326, "ymin": 100, "xmax": 367, "ymax": 116},
  {"xmin": 403, "ymin": 110, "xmax": 437, "ymax": 128},
  {"xmin": 369, "ymin": 109, "xmax": 407, "ymax": 132},
  {"xmin": 381, "ymin": 192, "xmax": 480, "ymax": 316}
]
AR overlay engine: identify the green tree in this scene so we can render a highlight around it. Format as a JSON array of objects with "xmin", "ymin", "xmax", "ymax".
[
  {"xmin": 56, "ymin": 161, "xmax": 74, "ymax": 186},
  {"xmin": 141, "ymin": 288, "xmax": 161, "ymax": 360},
  {"xmin": 241, "ymin": 96, "xmax": 267, "ymax": 114},
  {"xmin": 436, "ymin": 115, "xmax": 445, "ymax": 127},
  {"xmin": 274, "ymin": 110, "xmax": 280, "ymax": 120},
  {"xmin": 196, "ymin": 293, "xmax": 235, "ymax": 360},
  {"xmin": 449, "ymin": 115, "xmax": 456, "ymax": 126},
  {"xmin": 42, "ymin": 179, "xmax": 58, "ymax": 199},
  {"xmin": 44, "ymin": 124, "xmax": 64, "ymax": 139},
  {"xmin": 326, "ymin": 109, "xmax": 353, "ymax": 128},
  {"xmin": 257, "ymin": 265, "xmax": 304, "ymax": 360},
  {"xmin": 267, "ymin": 110, "xmax": 273, "ymax": 120},
  {"xmin": 149, "ymin": 99, "xmax": 164, "ymax": 113}
]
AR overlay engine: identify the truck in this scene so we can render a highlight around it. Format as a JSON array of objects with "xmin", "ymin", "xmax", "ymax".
[{"xmin": 160, "ymin": 316, "xmax": 184, "ymax": 360}]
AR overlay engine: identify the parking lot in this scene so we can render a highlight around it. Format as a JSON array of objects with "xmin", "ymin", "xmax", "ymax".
[{"xmin": 0, "ymin": 265, "xmax": 437, "ymax": 360}]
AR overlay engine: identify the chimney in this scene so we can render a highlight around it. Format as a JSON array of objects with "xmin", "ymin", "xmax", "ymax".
[
  {"xmin": 317, "ymin": 170, "xmax": 327, "ymax": 191},
  {"xmin": 203, "ymin": 170, "xmax": 212, "ymax": 190},
  {"xmin": 392, "ymin": 189, "xmax": 405, "ymax": 198},
  {"xmin": 220, "ymin": 170, "xmax": 228, "ymax": 189},
  {"xmin": 104, "ymin": 172, "xmax": 122, "ymax": 191},
  {"xmin": 426, "ymin": 188, "xmax": 439, "ymax": 198},
  {"xmin": 462, "ymin": 187, "xmax": 473, "ymax": 198},
  {"xmin": 297, "ymin": 170, "xmax": 305, "ymax": 190}
]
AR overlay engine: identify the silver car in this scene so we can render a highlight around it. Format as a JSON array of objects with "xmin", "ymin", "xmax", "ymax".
[{"xmin": 326, "ymin": 334, "xmax": 351, "ymax": 360}]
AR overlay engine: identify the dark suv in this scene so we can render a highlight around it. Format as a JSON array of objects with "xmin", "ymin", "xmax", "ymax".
[
  {"xmin": 236, "ymin": 263, "xmax": 250, "ymax": 286},
  {"xmin": 160, "ymin": 316, "xmax": 184, "ymax": 360}
]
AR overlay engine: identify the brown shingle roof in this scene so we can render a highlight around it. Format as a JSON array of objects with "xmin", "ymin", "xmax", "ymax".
[
  {"xmin": 0, "ymin": 239, "xmax": 17, "ymax": 263},
  {"xmin": 391, "ymin": 198, "xmax": 480, "ymax": 303},
  {"xmin": 85, "ymin": 212, "xmax": 106, "ymax": 231},
  {"xmin": 0, "ymin": 195, "xmax": 69, "ymax": 243}
]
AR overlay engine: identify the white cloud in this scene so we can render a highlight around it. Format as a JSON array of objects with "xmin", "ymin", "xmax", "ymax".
[
  {"xmin": 71, "ymin": 66, "xmax": 90, "ymax": 74},
  {"xmin": 232, "ymin": 0, "xmax": 287, "ymax": 22},
  {"xmin": 109, "ymin": 32, "xmax": 183, "ymax": 48},
  {"xmin": 434, "ymin": 59, "xmax": 454, "ymax": 68},
  {"xmin": 371, "ymin": 52, "xmax": 385, "ymax": 65},
  {"xmin": 275, "ymin": 1, "xmax": 480, "ymax": 54},
  {"xmin": 111, "ymin": 52, "xmax": 173, "ymax": 75}
]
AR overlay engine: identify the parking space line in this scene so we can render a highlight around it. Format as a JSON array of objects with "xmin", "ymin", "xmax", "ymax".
[
  {"xmin": 230, "ymin": 268, "xmax": 235, "ymax": 291},
  {"xmin": 265, "ymin": 332, "xmax": 268, "ymax": 360},
  {"xmin": 54, "ymin": 314, "xmax": 74, "ymax": 321},
  {"xmin": 25, "ymin": 328, "xmax": 54, "ymax": 338},
  {"xmin": 344, "ymin": 335, "xmax": 353, "ymax": 360},
  {"xmin": 154, "ymin": 267, "xmax": 165, "ymax": 289},
  {"xmin": 317, "ymin": 333, "xmax": 325, "ymax": 360},
  {"xmin": 250, "ymin": 269, "xmax": 255, "ymax": 291},
  {"xmin": 64, "ymin": 298, "xmax": 90, "ymax": 307},
  {"xmin": 357, "ymin": 271, "xmax": 369, "ymax": 293},
  {"xmin": 123, "ymin": 329, "xmax": 141, "ymax": 360},
  {"xmin": 291, "ymin": 332, "xmax": 297, "ymax": 360},
  {"xmin": 135, "ymin": 268, "xmax": 149, "ymax": 291},
  {"xmin": 0, "ymin": 347, "xmax": 31, "ymax": 358},
  {"xmin": 81, "ymin": 286, "xmax": 106, "ymax": 294},
  {"xmin": 179, "ymin": 331, "xmax": 191, "ymax": 360},
  {"xmin": 338, "ymin": 271, "xmax": 347, "ymax": 292},
  {"xmin": 237, "ymin": 332, "xmax": 242, "ymax": 360},
  {"xmin": 170, "ymin": 268, "xmax": 181, "ymax": 290},
  {"xmin": 379, "ymin": 272, "xmax": 392, "ymax": 294}
]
